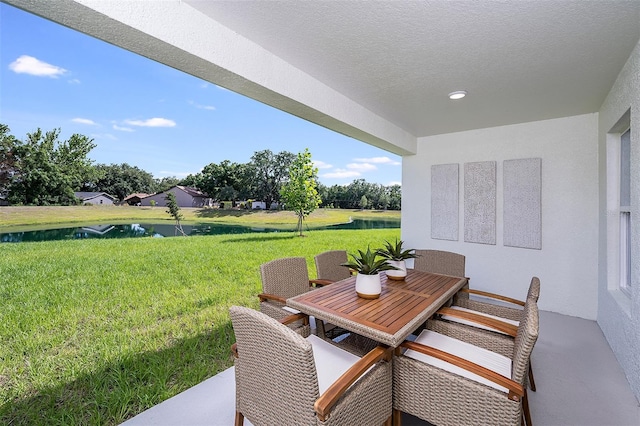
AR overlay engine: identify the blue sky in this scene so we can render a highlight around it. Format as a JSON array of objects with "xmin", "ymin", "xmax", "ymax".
[{"xmin": 0, "ymin": 3, "xmax": 401, "ymax": 186}]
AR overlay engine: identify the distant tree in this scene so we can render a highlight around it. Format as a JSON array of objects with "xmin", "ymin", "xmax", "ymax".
[
  {"xmin": 359, "ymin": 194, "xmax": 368, "ymax": 210},
  {"xmin": 249, "ymin": 149, "xmax": 295, "ymax": 208},
  {"xmin": 280, "ymin": 148, "xmax": 322, "ymax": 236},
  {"xmin": 180, "ymin": 173, "xmax": 200, "ymax": 188},
  {"xmin": 197, "ymin": 160, "xmax": 247, "ymax": 203},
  {"xmin": 387, "ymin": 184, "xmax": 402, "ymax": 210},
  {"xmin": 83, "ymin": 163, "xmax": 155, "ymax": 201},
  {"xmin": 379, "ymin": 192, "xmax": 390, "ymax": 210},
  {"xmin": 0, "ymin": 124, "xmax": 19, "ymax": 198},
  {"xmin": 154, "ymin": 176, "xmax": 181, "ymax": 193},
  {"xmin": 165, "ymin": 192, "xmax": 186, "ymax": 236},
  {"xmin": 6, "ymin": 127, "xmax": 97, "ymax": 205}
]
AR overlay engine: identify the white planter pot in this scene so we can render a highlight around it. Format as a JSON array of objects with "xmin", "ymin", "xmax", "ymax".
[
  {"xmin": 355, "ymin": 273, "xmax": 381, "ymax": 299},
  {"xmin": 386, "ymin": 260, "xmax": 407, "ymax": 280}
]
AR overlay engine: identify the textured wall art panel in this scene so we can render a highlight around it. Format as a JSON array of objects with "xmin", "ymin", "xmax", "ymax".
[
  {"xmin": 503, "ymin": 158, "xmax": 542, "ymax": 249},
  {"xmin": 464, "ymin": 161, "xmax": 496, "ymax": 245},
  {"xmin": 431, "ymin": 163, "xmax": 459, "ymax": 240}
]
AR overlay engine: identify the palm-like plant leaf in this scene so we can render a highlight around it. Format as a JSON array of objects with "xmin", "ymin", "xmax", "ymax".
[
  {"xmin": 377, "ymin": 238, "xmax": 419, "ymax": 261},
  {"xmin": 342, "ymin": 245, "xmax": 399, "ymax": 275}
]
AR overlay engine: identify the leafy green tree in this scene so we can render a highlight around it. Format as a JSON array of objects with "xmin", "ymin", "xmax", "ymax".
[
  {"xmin": 280, "ymin": 148, "xmax": 322, "ymax": 236},
  {"xmin": 379, "ymin": 191, "xmax": 390, "ymax": 210},
  {"xmin": 249, "ymin": 149, "xmax": 295, "ymax": 208},
  {"xmin": 6, "ymin": 127, "xmax": 97, "ymax": 205},
  {"xmin": 196, "ymin": 160, "xmax": 247, "ymax": 203},
  {"xmin": 0, "ymin": 124, "xmax": 19, "ymax": 199},
  {"xmin": 84, "ymin": 163, "xmax": 155, "ymax": 201},
  {"xmin": 387, "ymin": 184, "xmax": 402, "ymax": 210},
  {"xmin": 359, "ymin": 194, "xmax": 368, "ymax": 210},
  {"xmin": 154, "ymin": 176, "xmax": 181, "ymax": 193},
  {"xmin": 165, "ymin": 192, "xmax": 185, "ymax": 236}
]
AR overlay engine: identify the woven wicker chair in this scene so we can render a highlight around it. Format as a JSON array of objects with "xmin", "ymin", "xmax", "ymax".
[
  {"xmin": 413, "ymin": 249, "xmax": 466, "ymax": 277},
  {"xmin": 258, "ymin": 257, "xmax": 331, "ymax": 337},
  {"xmin": 443, "ymin": 276, "xmax": 541, "ymax": 391},
  {"xmin": 393, "ymin": 300, "xmax": 539, "ymax": 426},
  {"xmin": 453, "ymin": 276, "xmax": 541, "ymax": 321},
  {"xmin": 230, "ymin": 306, "xmax": 393, "ymax": 426},
  {"xmin": 314, "ymin": 250, "xmax": 351, "ymax": 283}
]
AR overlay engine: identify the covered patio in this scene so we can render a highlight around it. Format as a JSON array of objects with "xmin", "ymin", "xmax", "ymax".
[
  {"xmin": 122, "ymin": 310, "xmax": 640, "ymax": 425},
  {"xmin": 6, "ymin": 0, "xmax": 639, "ymax": 424}
]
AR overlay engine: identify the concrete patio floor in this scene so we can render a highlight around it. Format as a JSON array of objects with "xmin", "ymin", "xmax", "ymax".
[{"xmin": 122, "ymin": 310, "xmax": 639, "ymax": 426}]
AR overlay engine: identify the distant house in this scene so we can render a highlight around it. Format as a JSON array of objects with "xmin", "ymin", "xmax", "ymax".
[
  {"xmin": 140, "ymin": 186, "xmax": 212, "ymax": 208},
  {"xmin": 123, "ymin": 193, "xmax": 150, "ymax": 206},
  {"xmin": 74, "ymin": 192, "xmax": 116, "ymax": 205},
  {"xmin": 251, "ymin": 201, "xmax": 279, "ymax": 210}
]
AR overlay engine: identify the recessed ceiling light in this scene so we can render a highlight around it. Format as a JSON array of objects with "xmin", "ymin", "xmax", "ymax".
[{"xmin": 448, "ymin": 90, "xmax": 467, "ymax": 100}]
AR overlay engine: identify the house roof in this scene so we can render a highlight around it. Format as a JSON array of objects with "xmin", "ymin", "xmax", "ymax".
[
  {"xmin": 176, "ymin": 186, "xmax": 208, "ymax": 198},
  {"xmin": 123, "ymin": 193, "xmax": 150, "ymax": 201},
  {"xmin": 74, "ymin": 192, "xmax": 116, "ymax": 201}
]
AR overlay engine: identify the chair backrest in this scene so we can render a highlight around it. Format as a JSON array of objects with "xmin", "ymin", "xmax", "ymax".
[
  {"xmin": 230, "ymin": 306, "xmax": 319, "ymax": 426},
  {"xmin": 314, "ymin": 250, "xmax": 350, "ymax": 282},
  {"xmin": 527, "ymin": 276, "xmax": 541, "ymax": 302},
  {"xmin": 260, "ymin": 257, "xmax": 311, "ymax": 298},
  {"xmin": 413, "ymin": 249, "xmax": 466, "ymax": 277},
  {"xmin": 511, "ymin": 300, "xmax": 539, "ymax": 385}
]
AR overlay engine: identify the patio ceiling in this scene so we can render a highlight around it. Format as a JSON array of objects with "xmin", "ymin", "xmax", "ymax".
[{"xmin": 185, "ymin": 0, "xmax": 640, "ymax": 138}]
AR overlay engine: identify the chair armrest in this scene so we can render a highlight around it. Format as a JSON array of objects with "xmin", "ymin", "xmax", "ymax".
[
  {"xmin": 460, "ymin": 288, "xmax": 525, "ymax": 307},
  {"xmin": 309, "ymin": 279, "xmax": 334, "ymax": 287},
  {"xmin": 279, "ymin": 312, "xmax": 309, "ymax": 326},
  {"xmin": 399, "ymin": 340, "xmax": 523, "ymax": 401},
  {"xmin": 258, "ymin": 292, "xmax": 287, "ymax": 304},
  {"xmin": 314, "ymin": 345, "xmax": 392, "ymax": 421},
  {"xmin": 437, "ymin": 307, "xmax": 518, "ymax": 337}
]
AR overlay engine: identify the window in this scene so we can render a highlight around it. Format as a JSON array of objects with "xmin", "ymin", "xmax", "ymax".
[
  {"xmin": 619, "ymin": 128, "xmax": 631, "ymax": 295},
  {"xmin": 606, "ymin": 111, "xmax": 632, "ymax": 302}
]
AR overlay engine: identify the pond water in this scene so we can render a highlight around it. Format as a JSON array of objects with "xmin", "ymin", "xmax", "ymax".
[{"xmin": 0, "ymin": 218, "xmax": 400, "ymax": 243}]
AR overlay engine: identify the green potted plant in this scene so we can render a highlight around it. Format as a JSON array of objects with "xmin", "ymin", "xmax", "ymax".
[
  {"xmin": 377, "ymin": 239, "xmax": 419, "ymax": 280},
  {"xmin": 342, "ymin": 246, "xmax": 398, "ymax": 299}
]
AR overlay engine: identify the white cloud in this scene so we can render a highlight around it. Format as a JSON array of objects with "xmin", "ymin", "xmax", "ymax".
[
  {"xmin": 113, "ymin": 124, "xmax": 134, "ymax": 132},
  {"xmin": 71, "ymin": 118, "xmax": 98, "ymax": 126},
  {"xmin": 189, "ymin": 100, "xmax": 216, "ymax": 111},
  {"xmin": 9, "ymin": 55, "xmax": 66, "ymax": 78},
  {"xmin": 124, "ymin": 118, "xmax": 176, "ymax": 127},
  {"xmin": 91, "ymin": 133, "xmax": 117, "ymax": 141},
  {"xmin": 313, "ymin": 160, "xmax": 333, "ymax": 169},
  {"xmin": 68, "ymin": 78, "xmax": 81, "ymax": 84},
  {"xmin": 353, "ymin": 156, "xmax": 401, "ymax": 166},
  {"xmin": 347, "ymin": 162, "xmax": 377, "ymax": 172},
  {"xmin": 321, "ymin": 169, "xmax": 361, "ymax": 179}
]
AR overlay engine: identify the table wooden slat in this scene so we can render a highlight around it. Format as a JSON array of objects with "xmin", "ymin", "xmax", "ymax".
[{"xmin": 287, "ymin": 269, "xmax": 467, "ymax": 347}]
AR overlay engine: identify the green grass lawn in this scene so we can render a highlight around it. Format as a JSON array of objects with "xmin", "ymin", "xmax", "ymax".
[
  {"xmin": 0, "ymin": 205, "xmax": 400, "ymax": 230},
  {"xmin": 0, "ymin": 228, "xmax": 400, "ymax": 425}
]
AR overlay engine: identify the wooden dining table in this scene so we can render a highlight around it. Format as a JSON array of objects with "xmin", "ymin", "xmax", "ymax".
[{"xmin": 287, "ymin": 269, "xmax": 468, "ymax": 347}]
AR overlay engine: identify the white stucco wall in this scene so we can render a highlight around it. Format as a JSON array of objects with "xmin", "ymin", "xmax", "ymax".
[
  {"xmin": 83, "ymin": 195, "xmax": 114, "ymax": 205},
  {"xmin": 597, "ymin": 40, "xmax": 640, "ymax": 401},
  {"xmin": 403, "ymin": 113, "xmax": 599, "ymax": 319},
  {"xmin": 141, "ymin": 188, "xmax": 199, "ymax": 208}
]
